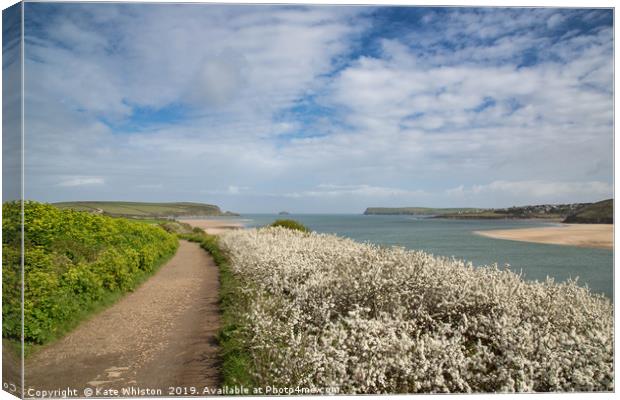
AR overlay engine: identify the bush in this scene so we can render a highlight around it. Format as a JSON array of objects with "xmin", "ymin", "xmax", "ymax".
[
  {"xmin": 219, "ymin": 228, "xmax": 614, "ymax": 393},
  {"xmin": 269, "ymin": 219, "xmax": 310, "ymax": 233},
  {"xmin": 2, "ymin": 201, "xmax": 178, "ymax": 344},
  {"xmin": 159, "ymin": 220, "xmax": 195, "ymax": 234}
]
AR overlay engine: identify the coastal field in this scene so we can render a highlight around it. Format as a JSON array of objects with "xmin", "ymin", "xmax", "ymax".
[
  {"xmin": 53, "ymin": 201, "xmax": 233, "ymax": 218},
  {"xmin": 475, "ymin": 224, "xmax": 613, "ymax": 250},
  {"xmin": 218, "ymin": 227, "xmax": 613, "ymax": 393}
]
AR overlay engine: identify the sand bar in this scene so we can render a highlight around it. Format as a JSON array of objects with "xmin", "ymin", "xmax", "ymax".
[
  {"xmin": 182, "ymin": 218, "xmax": 246, "ymax": 234},
  {"xmin": 474, "ymin": 224, "xmax": 613, "ymax": 250}
]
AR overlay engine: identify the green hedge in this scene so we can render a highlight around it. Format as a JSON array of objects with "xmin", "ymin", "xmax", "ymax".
[{"xmin": 2, "ymin": 201, "xmax": 179, "ymax": 344}]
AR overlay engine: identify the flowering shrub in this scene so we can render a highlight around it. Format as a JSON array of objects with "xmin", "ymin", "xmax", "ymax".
[
  {"xmin": 220, "ymin": 227, "xmax": 613, "ymax": 393},
  {"xmin": 269, "ymin": 219, "xmax": 310, "ymax": 233},
  {"xmin": 2, "ymin": 201, "xmax": 179, "ymax": 344}
]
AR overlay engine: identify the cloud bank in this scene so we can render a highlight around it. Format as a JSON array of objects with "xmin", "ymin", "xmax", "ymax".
[{"xmin": 23, "ymin": 5, "xmax": 613, "ymax": 213}]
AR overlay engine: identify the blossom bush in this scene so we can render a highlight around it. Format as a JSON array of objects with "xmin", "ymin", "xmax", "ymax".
[{"xmin": 219, "ymin": 227, "xmax": 613, "ymax": 393}]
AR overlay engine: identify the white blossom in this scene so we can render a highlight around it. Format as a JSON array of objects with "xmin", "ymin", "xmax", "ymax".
[{"xmin": 220, "ymin": 227, "xmax": 614, "ymax": 393}]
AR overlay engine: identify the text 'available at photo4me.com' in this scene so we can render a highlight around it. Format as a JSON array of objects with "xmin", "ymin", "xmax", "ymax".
[{"xmin": 24, "ymin": 385, "xmax": 342, "ymax": 398}]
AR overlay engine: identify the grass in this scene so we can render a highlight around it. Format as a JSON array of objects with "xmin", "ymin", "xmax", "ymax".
[
  {"xmin": 179, "ymin": 232, "xmax": 255, "ymax": 389},
  {"xmin": 53, "ymin": 201, "xmax": 228, "ymax": 218}
]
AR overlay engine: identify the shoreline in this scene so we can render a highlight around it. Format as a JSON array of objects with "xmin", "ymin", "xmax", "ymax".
[
  {"xmin": 182, "ymin": 216, "xmax": 614, "ymax": 251},
  {"xmin": 474, "ymin": 224, "xmax": 613, "ymax": 250}
]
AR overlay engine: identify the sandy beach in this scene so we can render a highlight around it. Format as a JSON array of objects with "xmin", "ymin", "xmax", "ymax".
[
  {"xmin": 474, "ymin": 224, "xmax": 613, "ymax": 250},
  {"xmin": 182, "ymin": 219, "xmax": 246, "ymax": 235}
]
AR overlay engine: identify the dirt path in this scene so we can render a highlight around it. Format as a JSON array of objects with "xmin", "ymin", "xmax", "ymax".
[{"xmin": 24, "ymin": 241, "xmax": 221, "ymax": 396}]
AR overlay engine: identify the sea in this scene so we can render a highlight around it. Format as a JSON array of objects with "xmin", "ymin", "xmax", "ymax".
[{"xmin": 216, "ymin": 214, "xmax": 614, "ymax": 299}]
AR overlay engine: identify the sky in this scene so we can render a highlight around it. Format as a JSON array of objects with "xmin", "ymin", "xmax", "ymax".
[
  {"xmin": 2, "ymin": 2, "xmax": 21, "ymax": 202},
  {"xmin": 17, "ymin": 3, "xmax": 613, "ymax": 213}
]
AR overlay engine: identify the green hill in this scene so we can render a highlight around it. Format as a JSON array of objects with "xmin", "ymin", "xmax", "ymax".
[
  {"xmin": 564, "ymin": 199, "xmax": 613, "ymax": 224},
  {"xmin": 439, "ymin": 203, "xmax": 588, "ymax": 220},
  {"xmin": 53, "ymin": 201, "xmax": 237, "ymax": 218},
  {"xmin": 365, "ymin": 202, "xmax": 607, "ymax": 221}
]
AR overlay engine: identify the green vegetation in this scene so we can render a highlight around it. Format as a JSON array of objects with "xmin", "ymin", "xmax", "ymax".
[
  {"xmin": 158, "ymin": 220, "xmax": 196, "ymax": 235},
  {"xmin": 364, "ymin": 207, "xmax": 482, "ymax": 215},
  {"xmin": 124, "ymin": 216, "xmax": 206, "ymax": 234},
  {"xmin": 564, "ymin": 199, "xmax": 613, "ymax": 224},
  {"xmin": 440, "ymin": 204, "xmax": 581, "ymax": 220},
  {"xmin": 53, "ymin": 201, "xmax": 238, "ymax": 218},
  {"xmin": 367, "ymin": 202, "xmax": 607, "ymax": 221},
  {"xmin": 179, "ymin": 232, "xmax": 254, "ymax": 389},
  {"xmin": 2, "ymin": 201, "xmax": 179, "ymax": 345},
  {"xmin": 269, "ymin": 219, "xmax": 310, "ymax": 233}
]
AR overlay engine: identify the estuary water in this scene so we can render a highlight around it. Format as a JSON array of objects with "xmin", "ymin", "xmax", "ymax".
[{"xmin": 235, "ymin": 214, "xmax": 613, "ymax": 299}]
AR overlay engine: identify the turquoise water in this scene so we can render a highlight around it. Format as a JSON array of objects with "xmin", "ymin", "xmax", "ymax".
[{"xmin": 234, "ymin": 214, "xmax": 613, "ymax": 299}]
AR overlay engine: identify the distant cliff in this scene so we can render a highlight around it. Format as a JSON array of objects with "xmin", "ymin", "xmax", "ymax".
[
  {"xmin": 438, "ymin": 203, "xmax": 591, "ymax": 220},
  {"xmin": 365, "ymin": 202, "xmax": 610, "ymax": 221},
  {"xmin": 563, "ymin": 199, "xmax": 613, "ymax": 224},
  {"xmin": 364, "ymin": 207, "xmax": 482, "ymax": 215}
]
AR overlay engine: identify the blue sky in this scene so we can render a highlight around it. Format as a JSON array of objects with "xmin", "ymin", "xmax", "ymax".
[{"xmin": 20, "ymin": 4, "xmax": 613, "ymax": 213}]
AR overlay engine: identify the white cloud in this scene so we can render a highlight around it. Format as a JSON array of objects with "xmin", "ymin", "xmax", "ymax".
[
  {"xmin": 473, "ymin": 180, "xmax": 612, "ymax": 199},
  {"xmin": 284, "ymin": 184, "xmax": 427, "ymax": 199},
  {"xmin": 57, "ymin": 176, "xmax": 105, "ymax": 187},
  {"xmin": 136, "ymin": 183, "xmax": 164, "ymax": 190},
  {"xmin": 446, "ymin": 180, "xmax": 613, "ymax": 206},
  {"xmin": 309, "ymin": 23, "xmax": 612, "ymax": 191},
  {"xmin": 185, "ymin": 50, "xmax": 249, "ymax": 108},
  {"xmin": 547, "ymin": 13, "xmax": 566, "ymax": 30},
  {"xmin": 22, "ymin": 6, "xmax": 612, "ymax": 212},
  {"xmin": 202, "ymin": 185, "xmax": 250, "ymax": 196}
]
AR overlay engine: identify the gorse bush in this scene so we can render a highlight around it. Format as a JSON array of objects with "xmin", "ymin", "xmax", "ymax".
[
  {"xmin": 220, "ymin": 227, "xmax": 614, "ymax": 393},
  {"xmin": 268, "ymin": 219, "xmax": 310, "ymax": 233},
  {"xmin": 2, "ymin": 201, "xmax": 178, "ymax": 344}
]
